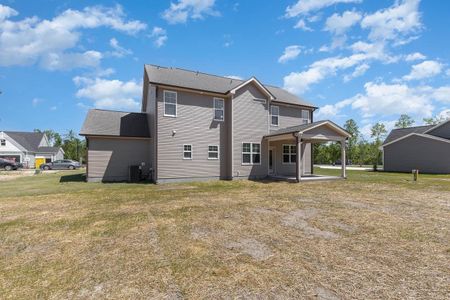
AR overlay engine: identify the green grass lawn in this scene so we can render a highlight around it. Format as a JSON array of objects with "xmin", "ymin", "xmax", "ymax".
[{"xmin": 1, "ymin": 170, "xmax": 449, "ymax": 299}]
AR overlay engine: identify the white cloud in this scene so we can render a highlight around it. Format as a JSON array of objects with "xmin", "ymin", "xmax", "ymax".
[
  {"xmin": 162, "ymin": 0, "xmax": 219, "ymax": 24},
  {"xmin": 315, "ymin": 98, "xmax": 354, "ymax": 119},
  {"xmin": 325, "ymin": 10, "xmax": 361, "ymax": 35},
  {"xmin": 343, "ymin": 63, "xmax": 370, "ymax": 82},
  {"xmin": 0, "ymin": 4, "xmax": 146, "ymax": 69},
  {"xmin": 402, "ymin": 60, "xmax": 442, "ymax": 81},
  {"xmin": 432, "ymin": 87, "xmax": 450, "ymax": 103},
  {"xmin": 278, "ymin": 45, "xmax": 302, "ymax": 63},
  {"xmin": 32, "ymin": 98, "xmax": 43, "ymax": 107},
  {"xmin": 40, "ymin": 51, "xmax": 103, "ymax": 70},
  {"xmin": 109, "ymin": 38, "xmax": 132, "ymax": 57},
  {"xmin": 294, "ymin": 19, "xmax": 313, "ymax": 31},
  {"xmin": 150, "ymin": 27, "xmax": 168, "ymax": 48},
  {"xmin": 436, "ymin": 108, "xmax": 450, "ymax": 121},
  {"xmin": 225, "ymin": 75, "xmax": 243, "ymax": 80},
  {"xmin": 347, "ymin": 82, "xmax": 434, "ymax": 118},
  {"xmin": 73, "ymin": 76, "xmax": 141, "ymax": 110},
  {"xmin": 0, "ymin": 4, "xmax": 18, "ymax": 21},
  {"xmin": 404, "ymin": 52, "xmax": 426, "ymax": 61},
  {"xmin": 361, "ymin": 0, "xmax": 422, "ymax": 42},
  {"xmin": 285, "ymin": 0, "xmax": 361, "ymax": 18}
]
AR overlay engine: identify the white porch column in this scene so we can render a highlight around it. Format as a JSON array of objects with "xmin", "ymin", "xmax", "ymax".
[
  {"xmin": 296, "ymin": 134, "xmax": 302, "ymax": 183},
  {"xmin": 341, "ymin": 139, "xmax": 347, "ymax": 178}
]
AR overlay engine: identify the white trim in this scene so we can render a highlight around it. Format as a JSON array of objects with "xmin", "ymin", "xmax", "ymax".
[
  {"xmin": 270, "ymin": 105, "xmax": 279, "ymax": 127},
  {"xmin": 300, "ymin": 121, "xmax": 351, "ymax": 138},
  {"xmin": 207, "ymin": 145, "xmax": 219, "ymax": 160},
  {"xmin": 423, "ymin": 119, "xmax": 450, "ymax": 134},
  {"xmin": 382, "ymin": 132, "xmax": 450, "ymax": 148},
  {"xmin": 213, "ymin": 97, "xmax": 225, "ymax": 122},
  {"xmin": 281, "ymin": 144, "xmax": 296, "ymax": 165},
  {"xmin": 241, "ymin": 142, "xmax": 262, "ymax": 166},
  {"xmin": 253, "ymin": 97, "xmax": 267, "ymax": 103},
  {"xmin": 229, "ymin": 77, "xmax": 275, "ymax": 100},
  {"xmin": 182, "ymin": 144, "xmax": 192, "ymax": 160},
  {"xmin": 163, "ymin": 90, "xmax": 177, "ymax": 117}
]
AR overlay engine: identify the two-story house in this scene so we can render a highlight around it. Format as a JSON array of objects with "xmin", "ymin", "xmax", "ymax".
[{"xmin": 80, "ymin": 65, "xmax": 350, "ymax": 183}]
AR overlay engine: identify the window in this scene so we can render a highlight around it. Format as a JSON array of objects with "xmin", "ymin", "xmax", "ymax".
[
  {"xmin": 183, "ymin": 144, "xmax": 192, "ymax": 159},
  {"xmin": 242, "ymin": 143, "xmax": 261, "ymax": 165},
  {"xmin": 282, "ymin": 144, "xmax": 297, "ymax": 164},
  {"xmin": 208, "ymin": 145, "xmax": 219, "ymax": 159},
  {"xmin": 213, "ymin": 98, "xmax": 224, "ymax": 121},
  {"xmin": 164, "ymin": 91, "xmax": 177, "ymax": 117},
  {"xmin": 301, "ymin": 110, "xmax": 310, "ymax": 124},
  {"xmin": 0, "ymin": 139, "xmax": 5, "ymax": 146},
  {"xmin": 271, "ymin": 106, "xmax": 279, "ymax": 126}
]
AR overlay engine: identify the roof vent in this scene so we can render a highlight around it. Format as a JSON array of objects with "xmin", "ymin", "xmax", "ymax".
[{"xmin": 196, "ymin": 71, "xmax": 199, "ymax": 75}]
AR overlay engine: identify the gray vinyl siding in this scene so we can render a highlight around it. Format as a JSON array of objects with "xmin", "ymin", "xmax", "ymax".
[
  {"xmin": 232, "ymin": 84, "xmax": 269, "ymax": 178},
  {"xmin": 87, "ymin": 137, "xmax": 152, "ymax": 181},
  {"xmin": 271, "ymin": 105, "xmax": 311, "ymax": 130},
  {"xmin": 270, "ymin": 140, "xmax": 311, "ymax": 176},
  {"xmin": 427, "ymin": 122, "xmax": 450, "ymax": 139},
  {"xmin": 384, "ymin": 135, "xmax": 450, "ymax": 174},
  {"xmin": 156, "ymin": 88, "xmax": 228, "ymax": 180}
]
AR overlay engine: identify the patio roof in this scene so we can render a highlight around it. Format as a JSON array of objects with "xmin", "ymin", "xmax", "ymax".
[{"xmin": 264, "ymin": 120, "xmax": 351, "ymax": 141}]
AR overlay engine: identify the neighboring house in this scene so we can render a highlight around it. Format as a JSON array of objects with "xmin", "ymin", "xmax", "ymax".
[
  {"xmin": 382, "ymin": 120, "xmax": 450, "ymax": 174},
  {"xmin": 80, "ymin": 65, "xmax": 350, "ymax": 183},
  {"xmin": 0, "ymin": 131, "xmax": 64, "ymax": 168}
]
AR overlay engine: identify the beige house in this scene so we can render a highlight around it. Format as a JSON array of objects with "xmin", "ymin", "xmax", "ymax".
[{"xmin": 80, "ymin": 65, "xmax": 350, "ymax": 183}]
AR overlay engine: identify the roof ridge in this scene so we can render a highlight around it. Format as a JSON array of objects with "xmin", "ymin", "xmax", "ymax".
[
  {"xmin": 146, "ymin": 64, "xmax": 246, "ymax": 83},
  {"xmin": 392, "ymin": 124, "xmax": 433, "ymax": 130}
]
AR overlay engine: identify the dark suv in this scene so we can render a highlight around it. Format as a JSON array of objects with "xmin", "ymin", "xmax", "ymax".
[
  {"xmin": 0, "ymin": 158, "xmax": 21, "ymax": 171},
  {"xmin": 40, "ymin": 159, "xmax": 81, "ymax": 170}
]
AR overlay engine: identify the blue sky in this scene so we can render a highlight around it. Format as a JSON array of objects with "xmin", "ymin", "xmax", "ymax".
[{"xmin": 1, "ymin": 0, "xmax": 449, "ymax": 138}]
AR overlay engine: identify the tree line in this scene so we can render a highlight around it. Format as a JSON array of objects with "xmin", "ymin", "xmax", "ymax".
[
  {"xmin": 314, "ymin": 113, "xmax": 448, "ymax": 168},
  {"xmin": 33, "ymin": 129, "xmax": 86, "ymax": 162}
]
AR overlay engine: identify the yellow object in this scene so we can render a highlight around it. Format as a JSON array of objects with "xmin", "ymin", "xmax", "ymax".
[{"xmin": 35, "ymin": 158, "xmax": 45, "ymax": 169}]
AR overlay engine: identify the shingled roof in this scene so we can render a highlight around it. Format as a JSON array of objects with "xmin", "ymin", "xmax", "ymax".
[
  {"xmin": 264, "ymin": 120, "xmax": 350, "ymax": 138},
  {"xmin": 80, "ymin": 109, "xmax": 150, "ymax": 138},
  {"xmin": 144, "ymin": 64, "xmax": 316, "ymax": 108},
  {"xmin": 3, "ymin": 131, "xmax": 45, "ymax": 152},
  {"xmin": 383, "ymin": 125, "xmax": 433, "ymax": 145}
]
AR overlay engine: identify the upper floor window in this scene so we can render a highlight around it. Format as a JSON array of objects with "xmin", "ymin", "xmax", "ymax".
[
  {"xmin": 270, "ymin": 106, "xmax": 279, "ymax": 126},
  {"xmin": 213, "ymin": 98, "xmax": 224, "ymax": 121},
  {"xmin": 208, "ymin": 145, "xmax": 219, "ymax": 159},
  {"xmin": 242, "ymin": 143, "xmax": 261, "ymax": 165},
  {"xmin": 301, "ymin": 110, "xmax": 310, "ymax": 124},
  {"xmin": 0, "ymin": 139, "xmax": 5, "ymax": 146},
  {"xmin": 164, "ymin": 91, "xmax": 177, "ymax": 117},
  {"xmin": 183, "ymin": 144, "xmax": 192, "ymax": 159},
  {"xmin": 282, "ymin": 144, "xmax": 297, "ymax": 164}
]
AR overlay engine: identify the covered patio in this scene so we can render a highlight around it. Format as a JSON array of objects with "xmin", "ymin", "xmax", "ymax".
[{"xmin": 264, "ymin": 120, "xmax": 351, "ymax": 183}]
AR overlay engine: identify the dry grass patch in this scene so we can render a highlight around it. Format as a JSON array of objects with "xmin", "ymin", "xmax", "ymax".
[{"xmin": 0, "ymin": 170, "xmax": 449, "ymax": 299}]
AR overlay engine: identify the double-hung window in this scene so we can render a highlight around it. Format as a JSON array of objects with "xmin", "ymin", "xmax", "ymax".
[
  {"xmin": 242, "ymin": 143, "xmax": 261, "ymax": 165},
  {"xmin": 164, "ymin": 91, "xmax": 177, "ymax": 117},
  {"xmin": 282, "ymin": 144, "xmax": 297, "ymax": 164},
  {"xmin": 0, "ymin": 139, "xmax": 5, "ymax": 146},
  {"xmin": 208, "ymin": 145, "xmax": 219, "ymax": 159},
  {"xmin": 213, "ymin": 98, "xmax": 224, "ymax": 121},
  {"xmin": 183, "ymin": 144, "xmax": 192, "ymax": 159},
  {"xmin": 270, "ymin": 106, "xmax": 279, "ymax": 126},
  {"xmin": 301, "ymin": 110, "xmax": 310, "ymax": 124}
]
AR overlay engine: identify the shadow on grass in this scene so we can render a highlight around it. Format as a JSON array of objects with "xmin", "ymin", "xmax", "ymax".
[{"xmin": 59, "ymin": 173, "xmax": 86, "ymax": 183}]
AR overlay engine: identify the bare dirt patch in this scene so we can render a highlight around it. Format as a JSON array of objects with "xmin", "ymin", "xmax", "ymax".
[
  {"xmin": 281, "ymin": 208, "xmax": 340, "ymax": 239},
  {"xmin": 225, "ymin": 238, "xmax": 272, "ymax": 261}
]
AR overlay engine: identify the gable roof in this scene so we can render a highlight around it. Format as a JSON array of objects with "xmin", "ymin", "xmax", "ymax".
[
  {"xmin": 80, "ymin": 109, "xmax": 150, "ymax": 138},
  {"xmin": 423, "ymin": 119, "xmax": 450, "ymax": 134},
  {"xmin": 3, "ymin": 131, "xmax": 45, "ymax": 152},
  {"xmin": 37, "ymin": 146, "xmax": 63, "ymax": 154},
  {"xmin": 383, "ymin": 125, "xmax": 434, "ymax": 145},
  {"xmin": 229, "ymin": 77, "xmax": 275, "ymax": 100},
  {"xmin": 382, "ymin": 132, "xmax": 450, "ymax": 148},
  {"xmin": 144, "ymin": 64, "xmax": 316, "ymax": 108},
  {"xmin": 264, "ymin": 120, "xmax": 351, "ymax": 138}
]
